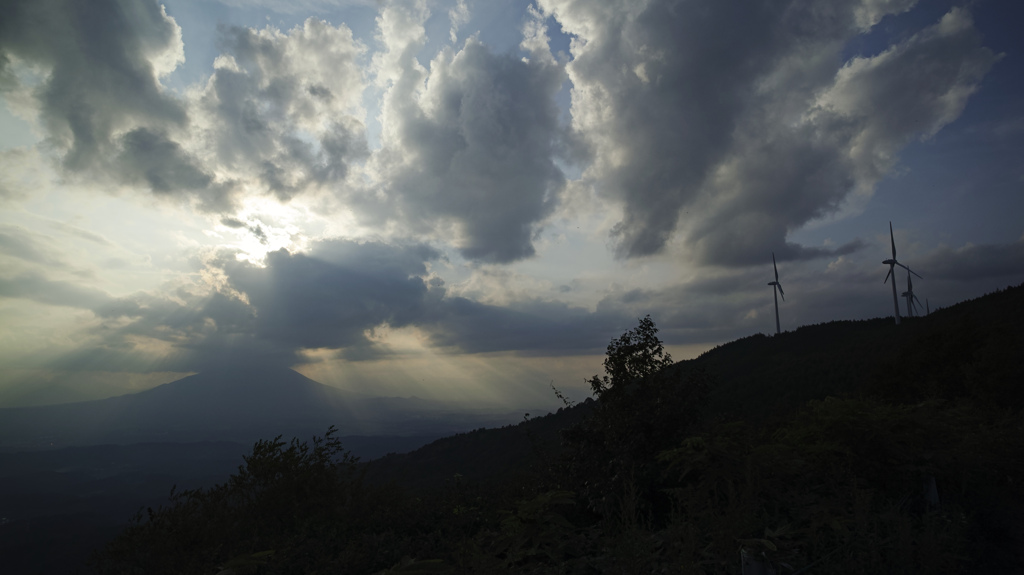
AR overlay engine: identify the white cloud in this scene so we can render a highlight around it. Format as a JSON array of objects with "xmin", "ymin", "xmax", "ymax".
[
  {"xmin": 365, "ymin": 1, "xmax": 569, "ymax": 262},
  {"xmin": 187, "ymin": 17, "xmax": 369, "ymax": 203},
  {"xmin": 815, "ymin": 8, "xmax": 997, "ymax": 185}
]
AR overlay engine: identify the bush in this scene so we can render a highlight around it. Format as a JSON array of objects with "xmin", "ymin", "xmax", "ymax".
[{"xmin": 91, "ymin": 427, "xmax": 390, "ymax": 574}]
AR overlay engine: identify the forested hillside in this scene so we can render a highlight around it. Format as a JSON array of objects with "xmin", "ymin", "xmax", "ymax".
[{"xmin": 92, "ymin": 284, "xmax": 1024, "ymax": 574}]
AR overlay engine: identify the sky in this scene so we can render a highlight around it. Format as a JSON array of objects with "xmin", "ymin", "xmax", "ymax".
[{"xmin": 1, "ymin": 0, "xmax": 1022, "ymax": 409}]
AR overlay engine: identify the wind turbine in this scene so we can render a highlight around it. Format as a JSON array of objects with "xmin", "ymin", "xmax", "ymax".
[
  {"xmin": 882, "ymin": 222, "xmax": 920, "ymax": 325},
  {"xmin": 901, "ymin": 268, "xmax": 923, "ymax": 317},
  {"xmin": 768, "ymin": 252, "xmax": 785, "ymax": 335}
]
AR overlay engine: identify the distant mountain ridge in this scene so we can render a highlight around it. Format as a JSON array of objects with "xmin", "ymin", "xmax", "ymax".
[{"xmin": 0, "ymin": 367, "xmax": 519, "ymax": 451}]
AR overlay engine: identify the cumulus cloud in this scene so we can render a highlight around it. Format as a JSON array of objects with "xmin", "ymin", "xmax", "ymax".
[
  {"xmin": 368, "ymin": 1, "xmax": 569, "ymax": 263},
  {"xmin": 113, "ymin": 127, "xmax": 234, "ymax": 212},
  {"xmin": 541, "ymin": 0, "xmax": 997, "ymax": 264},
  {"xmin": 418, "ymin": 288, "xmax": 622, "ymax": 355},
  {"xmin": 0, "ymin": 0, "xmax": 1003, "ymax": 269},
  {"xmin": 2, "ymin": 0, "xmax": 1017, "ymax": 385},
  {"xmin": 189, "ymin": 18, "xmax": 369, "ymax": 202},
  {"xmin": 0, "ymin": 0, "xmax": 188, "ymax": 174},
  {"xmin": 0, "ymin": 0, "xmax": 369, "ymax": 213}
]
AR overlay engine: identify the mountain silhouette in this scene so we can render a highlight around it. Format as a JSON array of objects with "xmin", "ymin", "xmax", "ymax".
[{"xmin": 0, "ymin": 367, "xmax": 487, "ymax": 449}]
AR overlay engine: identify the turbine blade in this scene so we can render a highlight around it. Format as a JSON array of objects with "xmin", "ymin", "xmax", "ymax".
[
  {"xmin": 911, "ymin": 269, "xmax": 923, "ymax": 279},
  {"xmin": 884, "ymin": 267, "xmax": 892, "ymax": 284},
  {"xmin": 890, "ymin": 222, "xmax": 896, "ymax": 258},
  {"xmin": 772, "ymin": 252, "xmax": 779, "ymax": 282},
  {"xmin": 778, "ymin": 284, "xmax": 785, "ymax": 300}
]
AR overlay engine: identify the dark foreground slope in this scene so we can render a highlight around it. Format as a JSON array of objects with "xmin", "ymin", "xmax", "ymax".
[
  {"xmin": 364, "ymin": 400, "xmax": 595, "ymax": 489},
  {"xmin": 90, "ymin": 284, "xmax": 1024, "ymax": 574}
]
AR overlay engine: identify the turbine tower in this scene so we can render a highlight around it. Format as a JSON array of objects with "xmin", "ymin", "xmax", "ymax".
[
  {"xmin": 901, "ymin": 268, "xmax": 923, "ymax": 317},
  {"xmin": 882, "ymin": 222, "xmax": 919, "ymax": 325},
  {"xmin": 768, "ymin": 252, "xmax": 785, "ymax": 335}
]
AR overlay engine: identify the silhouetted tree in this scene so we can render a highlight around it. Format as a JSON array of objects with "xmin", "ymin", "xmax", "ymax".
[
  {"xmin": 588, "ymin": 314, "xmax": 674, "ymax": 398},
  {"xmin": 566, "ymin": 315, "xmax": 711, "ymax": 523}
]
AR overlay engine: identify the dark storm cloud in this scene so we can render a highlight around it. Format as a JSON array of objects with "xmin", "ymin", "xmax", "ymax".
[
  {"xmin": 34, "ymin": 235, "xmax": 642, "ymax": 369},
  {"xmin": 220, "ymin": 240, "xmax": 438, "ymax": 351},
  {"xmin": 418, "ymin": 289, "xmax": 624, "ymax": 355},
  {"xmin": 374, "ymin": 7, "xmax": 569, "ymax": 263},
  {"xmin": 543, "ymin": 0, "xmax": 997, "ymax": 264},
  {"xmin": 207, "ymin": 239, "xmax": 634, "ymax": 361},
  {"xmin": 40, "ymin": 239, "xmax": 441, "ymax": 371},
  {"xmin": 46, "ymin": 289, "xmax": 284, "ymax": 373}
]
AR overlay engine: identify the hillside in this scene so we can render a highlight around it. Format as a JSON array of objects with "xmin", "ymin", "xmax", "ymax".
[
  {"xmin": 365, "ymin": 283, "xmax": 1024, "ymax": 487},
  {"xmin": 690, "ymin": 281, "xmax": 1024, "ymax": 420},
  {"xmin": 83, "ymin": 283, "xmax": 1024, "ymax": 574},
  {"xmin": 365, "ymin": 400, "xmax": 595, "ymax": 489}
]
